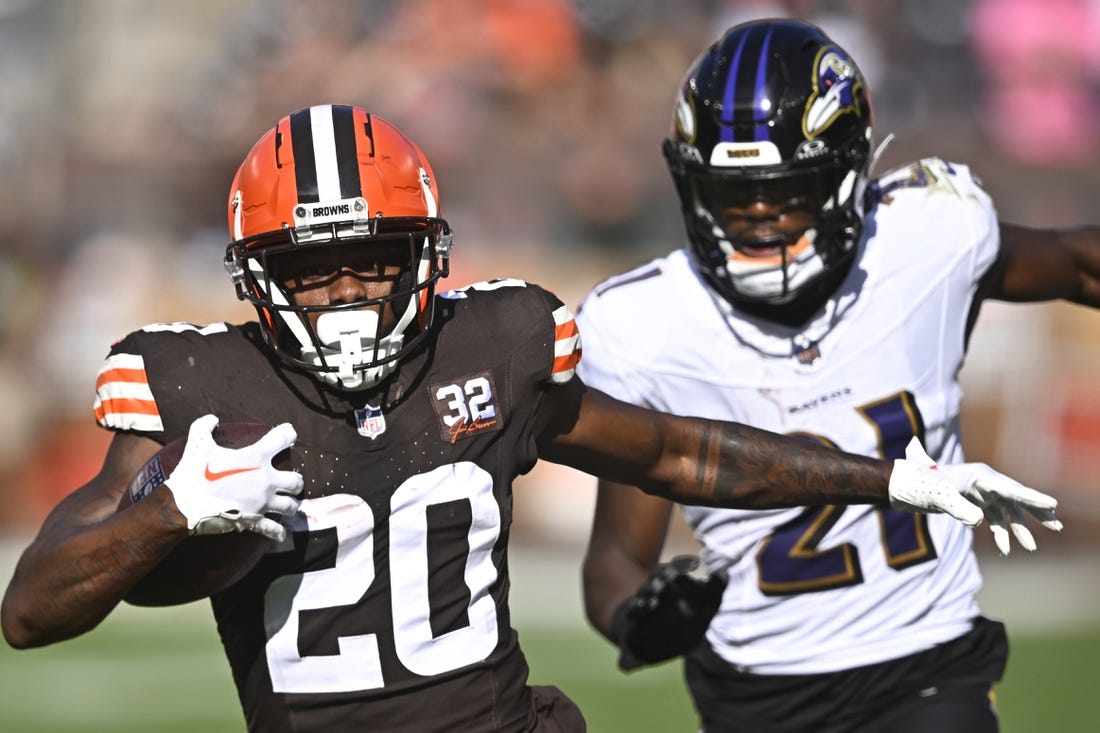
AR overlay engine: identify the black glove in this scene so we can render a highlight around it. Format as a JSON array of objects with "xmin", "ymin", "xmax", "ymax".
[{"xmin": 608, "ymin": 555, "xmax": 728, "ymax": 672}]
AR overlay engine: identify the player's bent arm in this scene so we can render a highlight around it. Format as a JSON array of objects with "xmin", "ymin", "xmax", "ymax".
[
  {"xmin": 537, "ymin": 380, "xmax": 892, "ymax": 508},
  {"xmin": 994, "ymin": 223, "xmax": 1100, "ymax": 305},
  {"xmin": 1, "ymin": 432, "xmax": 187, "ymax": 649},
  {"xmin": 582, "ymin": 481, "xmax": 673, "ymax": 638}
]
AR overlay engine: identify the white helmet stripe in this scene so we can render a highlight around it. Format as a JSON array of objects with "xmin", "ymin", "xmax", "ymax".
[
  {"xmin": 289, "ymin": 105, "xmax": 361, "ymax": 203},
  {"xmin": 309, "ymin": 105, "xmax": 342, "ymax": 202}
]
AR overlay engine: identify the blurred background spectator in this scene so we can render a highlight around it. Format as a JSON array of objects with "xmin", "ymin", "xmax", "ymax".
[{"xmin": 1, "ymin": 0, "xmax": 1098, "ymax": 550}]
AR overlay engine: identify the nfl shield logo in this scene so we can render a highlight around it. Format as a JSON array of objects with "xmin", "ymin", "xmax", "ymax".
[{"xmin": 355, "ymin": 404, "xmax": 387, "ymax": 440}]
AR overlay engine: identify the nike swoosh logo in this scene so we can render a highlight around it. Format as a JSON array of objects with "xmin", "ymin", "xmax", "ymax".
[{"xmin": 204, "ymin": 465, "xmax": 260, "ymax": 481}]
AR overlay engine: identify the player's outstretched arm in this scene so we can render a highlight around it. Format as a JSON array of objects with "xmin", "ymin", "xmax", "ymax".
[
  {"xmin": 993, "ymin": 223, "xmax": 1100, "ymax": 305},
  {"xmin": 540, "ymin": 381, "xmax": 899, "ymax": 507},
  {"xmin": 538, "ymin": 381, "xmax": 1059, "ymax": 544}
]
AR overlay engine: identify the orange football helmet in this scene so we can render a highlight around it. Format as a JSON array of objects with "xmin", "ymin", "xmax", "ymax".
[{"xmin": 224, "ymin": 105, "xmax": 452, "ymax": 390}]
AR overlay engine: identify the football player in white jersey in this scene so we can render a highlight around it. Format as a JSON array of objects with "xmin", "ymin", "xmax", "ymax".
[{"xmin": 578, "ymin": 19, "xmax": 1094, "ymax": 733}]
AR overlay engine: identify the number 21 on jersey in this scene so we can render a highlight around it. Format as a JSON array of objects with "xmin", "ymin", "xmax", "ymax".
[{"xmin": 756, "ymin": 391, "xmax": 938, "ymax": 596}]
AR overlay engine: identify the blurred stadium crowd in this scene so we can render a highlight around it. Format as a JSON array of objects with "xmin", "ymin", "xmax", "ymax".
[{"xmin": 1, "ymin": 0, "xmax": 1099, "ymax": 539}]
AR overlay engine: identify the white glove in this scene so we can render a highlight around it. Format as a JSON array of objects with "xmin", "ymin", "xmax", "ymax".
[
  {"xmin": 889, "ymin": 437, "xmax": 1062, "ymax": 555},
  {"xmin": 165, "ymin": 415, "xmax": 304, "ymax": 542}
]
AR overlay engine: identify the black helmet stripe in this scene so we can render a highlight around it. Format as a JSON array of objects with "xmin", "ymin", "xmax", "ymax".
[
  {"xmin": 289, "ymin": 105, "xmax": 362, "ymax": 203},
  {"xmin": 332, "ymin": 105, "xmax": 361, "ymax": 197}
]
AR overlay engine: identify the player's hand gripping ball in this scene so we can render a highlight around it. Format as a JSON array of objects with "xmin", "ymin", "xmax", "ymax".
[{"xmin": 117, "ymin": 421, "xmax": 299, "ymax": 606}]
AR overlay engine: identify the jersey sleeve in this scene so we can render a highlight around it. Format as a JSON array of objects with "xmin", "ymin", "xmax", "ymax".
[
  {"xmin": 542, "ymin": 289, "xmax": 582, "ymax": 385},
  {"xmin": 934, "ymin": 159, "xmax": 1001, "ymax": 282},
  {"xmin": 93, "ymin": 346, "xmax": 166, "ymax": 435},
  {"xmin": 93, "ymin": 321, "xmax": 233, "ymax": 442},
  {"xmin": 444, "ymin": 279, "xmax": 582, "ymax": 389},
  {"xmin": 510, "ymin": 282, "xmax": 582, "ymax": 386},
  {"xmin": 574, "ymin": 277, "xmax": 657, "ymax": 408},
  {"xmin": 876, "ymin": 157, "xmax": 1001, "ymax": 287}
]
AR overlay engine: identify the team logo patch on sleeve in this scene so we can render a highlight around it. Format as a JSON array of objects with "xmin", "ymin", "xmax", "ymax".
[
  {"xmin": 430, "ymin": 372, "xmax": 502, "ymax": 444},
  {"xmin": 551, "ymin": 305, "xmax": 582, "ymax": 384},
  {"xmin": 93, "ymin": 353, "xmax": 164, "ymax": 432}
]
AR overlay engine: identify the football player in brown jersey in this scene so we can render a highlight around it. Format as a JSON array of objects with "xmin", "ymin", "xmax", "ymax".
[{"xmin": 2, "ymin": 105, "xmax": 1059, "ymax": 732}]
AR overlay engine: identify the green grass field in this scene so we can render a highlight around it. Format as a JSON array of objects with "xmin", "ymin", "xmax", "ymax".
[
  {"xmin": 1, "ymin": 595, "xmax": 1098, "ymax": 732},
  {"xmin": 1, "ymin": 544, "xmax": 1097, "ymax": 732}
]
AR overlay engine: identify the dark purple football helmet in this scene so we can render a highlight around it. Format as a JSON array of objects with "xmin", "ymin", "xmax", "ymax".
[{"xmin": 664, "ymin": 19, "xmax": 874, "ymax": 319}]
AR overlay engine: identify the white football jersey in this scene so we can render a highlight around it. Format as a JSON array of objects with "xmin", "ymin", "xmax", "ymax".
[{"xmin": 576, "ymin": 158, "xmax": 1001, "ymax": 675}]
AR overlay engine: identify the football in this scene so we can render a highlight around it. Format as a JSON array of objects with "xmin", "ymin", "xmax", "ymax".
[{"xmin": 118, "ymin": 422, "xmax": 291, "ymax": 606}]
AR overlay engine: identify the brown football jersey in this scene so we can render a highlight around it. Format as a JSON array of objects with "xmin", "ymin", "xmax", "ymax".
[{"xmin": 94, "ymin": 280, "xmax": 582, "ymax": 732}]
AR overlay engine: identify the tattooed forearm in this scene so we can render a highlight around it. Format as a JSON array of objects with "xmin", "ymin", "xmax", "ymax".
[
  {"xmin": 683, "ymin": 420, "xmax": 891, "ymax": 508},
  {"xmin": 537, "ymin": 387, "xmax": 894, "ymax": 510}
]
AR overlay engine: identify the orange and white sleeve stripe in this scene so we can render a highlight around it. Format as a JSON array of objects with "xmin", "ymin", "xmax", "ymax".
[
  {"xmin": 92, "ymin": 353, "xmax": 165, "ymax": 432},
  {"xmin": 550, "ymin": 305, "xmax": 582, "ymax": 384}
]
